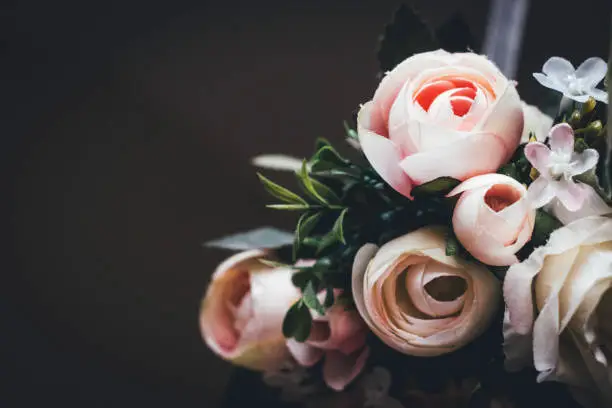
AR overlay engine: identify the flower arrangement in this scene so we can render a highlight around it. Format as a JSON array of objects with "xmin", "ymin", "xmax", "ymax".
[{"xmin": 201, "ymin": 5, "xmax": 611, "ymax": 407}]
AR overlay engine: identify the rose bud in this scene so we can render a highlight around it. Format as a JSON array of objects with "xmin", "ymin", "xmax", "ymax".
[
  {"xmin": 351, "ymin": 227, "xmax": 500, "ymax": 357},
  {"xmin": 199, "ymin": 249, "xmax": 300, "ymax": 371},
  {"xmin": 448, "ymin": 174, "xmax": 536, "ymax": 266}
]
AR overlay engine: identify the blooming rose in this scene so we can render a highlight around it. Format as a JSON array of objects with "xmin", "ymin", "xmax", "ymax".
[
  {"xmin": 448, "ymin": 174, "xmax": 535, "ymax": 266},
  {"xmin": 357, "ymin": 49, "xmax": 523, "ymax": 197},
  {"xmin": 504, "ymin": 216, "xmax": 612, "ymax": 407},
  {"xmin": 286, "ymin": 301, "xmax": 370, "ymax": 391},
  {"xmin": 351, "ymin": 227, "xmax": 501, "ymax": 356},
  {"xmin": 199, "ymin": 249, "xmax": 300, "ymax": 371}
]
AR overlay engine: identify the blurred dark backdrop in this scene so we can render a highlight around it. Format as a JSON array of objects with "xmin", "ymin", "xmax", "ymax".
[{"xmin": 2, "ymin": 1, "xmax": 610, "ymax": 407}]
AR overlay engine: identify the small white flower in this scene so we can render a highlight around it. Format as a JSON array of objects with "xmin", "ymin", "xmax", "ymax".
[
  {"xmin": 533, "ymin": 56, "xmax": 608, "ymax": 103},
  {"xmin": 524, "ymin": 123, "xmax": 599, "ymax": 211}
]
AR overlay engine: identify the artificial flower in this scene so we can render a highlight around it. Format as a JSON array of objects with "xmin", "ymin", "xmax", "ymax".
[
  {"xmin": 525, "ymin": 123, "xmax": 599, "ymax": 211},
  {"xmin": 357, "ymin": 49, "xmax": 523, "ymax": 197},
  {"xmin": 199, "ymin": 249, "xmax": 300, "ymax": 371},
  {"xmin": 286, "ymin": 301, "xmax": 370, "ymax": 391},
  {"xmin": 351, "ymin": 228, "xmax": 500, "ymax": 357},
  {"xmin": 503, "ymin": 216, "xmax": 612, "ymax": 407},
  {"xmin": 521, "ymin": 102, "xmax": 553, "ymax": 143},
  {"xmin": 533, "ymin": 56, "xmax": 608, "ymax": 103},
  {"xmin": 448, "ymin": 174, "xmax": 535, "ymax": 266}
]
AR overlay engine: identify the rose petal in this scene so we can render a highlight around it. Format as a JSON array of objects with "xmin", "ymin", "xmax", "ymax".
[
  {"xmin": 322, "ymin": 347, "xmax": 370, "ymax": 391},
  {"xmin": 287, "ymin": 339, "xmax": 324, "ymax": 367},
  {"xmin": 358, "ymin": 102, "xmax": 413, "ymax": 197}
]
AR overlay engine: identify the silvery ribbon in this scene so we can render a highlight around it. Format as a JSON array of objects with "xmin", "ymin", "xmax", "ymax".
[{"xmin": 482, "ymin": 0, "xmax": 530, "ymax": 79}]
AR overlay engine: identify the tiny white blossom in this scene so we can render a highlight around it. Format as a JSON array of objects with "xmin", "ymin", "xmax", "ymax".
[{"xmin": 533, "ymin": 56, "xmax": 608, "ymax": 104}]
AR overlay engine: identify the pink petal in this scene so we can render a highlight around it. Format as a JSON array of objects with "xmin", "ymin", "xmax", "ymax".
[
  {"xmin": 286, "ymin": 339, "xmax": 324, "ymax": 367},
  {"xmin": 569, "ymin": 148, "xmax": 599, "ymax": 176},
  {"xmin": 399, "ymin": 131, "xmax": 506, "ymax": 184},
  {"xmin": 322, "ymin": 347, "xmax": 370, "ymax": 391},
  {"xmin": 549, "ymin": 184, "xmax": 612, "ymax": 224},
  {"xmin": 351, "ymin": 244, "xmax": 379, "ymax": 330},
  {"xmin": 527, "ymin": 177, "xmax": 556, "ymax": 209},
  {"xmin": 357, "ymin": 102, "xmax": 413, "ymax": 197},
  {"xmin": 549, "ymin": 123, "xmax": 575, "ymax": 155},
  {"xmin": 555, "ymin": 180, "xmax": 587, "ymax": 212},
  {"xmin": 524, "ymin": 142, "xmax": 551, "ymax": 175}
]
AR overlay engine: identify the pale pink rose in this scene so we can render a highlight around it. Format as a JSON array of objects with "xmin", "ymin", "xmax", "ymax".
[
  {"xmin": 357, "ymin": 49, "xmax": 523, "ymax": 197},
  {"xmin": 287, "ymin": 298, "xmax": 370, "ymax": 392},
  {"xmin": 448, "ymin": 174, "xmax": 536, "ymax": 266},
  {"xmin": 503, "ymin": 216, "xmax": 612, "ymax": 408},
  {"xmin": 199, "ymin": 249, "xmax": 300, "ymax": 371},
  {"xmin": 351, "ymin": 227, "xmax": 500, "ymax": 357}
]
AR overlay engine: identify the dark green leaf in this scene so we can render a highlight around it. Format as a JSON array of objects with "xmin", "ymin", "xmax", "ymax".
[
  {"xmin": 497, "ymin": 163, "xmax": 520, "ymax": 181},
  {"xmin": 412, "ymin": 177, "xmax": 461, "ymax": 197},
  {"xmin": 294, "ymin": 212, "xmax": 323, "ymax": 260},
  {"xmin": 435, "ymin": 13, "xmax": 476, "ymax": 52},
  {"xmin": 282, "ymin": 301, "xmax": 312, "ymax": 341},
  {"xmin": 311, "ymin": 146, "xmax": 350, "ymax": 170},
  {"xmin": 266, "ymin": 204, "xmax": 311, "ymax": 211},
  {"xmin": 303, "ymin": 281, "xmax": 325, "ymax": 316},
  {"xmin": 574, "ymin": 137, "xmax": 590, "ymax": 153},
  {"xmin": 445, "ymin": 233, "xmax": 460, "ymax": 256},
  {"xmin": 531, "ymin": 210, "xmax": 562, "ymax": 247},
  {"xmin": 316, "ymin": 232, "xmax": 339, "ymax": 256},
  {"xmin": 291, "ymin": 270, "xmax": 314, "ymax": 290},
  {"xmin": 488, "ymin": 265, "xmax": 509, "ymax": 280},
  {"xmin": 297, "ymin": 161, "xmax": 341, "ymax": 205},
  {"xmin": 323, "ymin": 287, "xmax": 335, "ymax": 308},
  {"xmin": 343, "ymin": 121, "xmax": 358, "ymax": 140},
  {"xmin": 332, "ymin": 208, "xmax": 349, "ymax": 245},
  {"xmin": 315, "ymin": 137, "xmax": 332, "ymax": 152},
  {"xmin": 377, "ymin": 4, "xmax": 437, "ymax": 74},
  {"xmin": 257, "ymin": 173, "xmax": 307, "ymax": 205}
]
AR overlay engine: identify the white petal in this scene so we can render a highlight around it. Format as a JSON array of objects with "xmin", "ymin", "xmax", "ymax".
[
  {"xmin": 549, "ymin": 186, "xmax": 612, "ymax": 225},
  {"xmin": 533, "ymin": 73, "xmax": 568, "ymax": 94},
  {"xmin": 590, "ymin": 88, "xmax": 609, "ymax": 104},
  {"xmin": 575, "ymin": 57, "xmax": 608, "ymax": 88},
  {"xmin": 542, "ymin": 57, "xmax": 575, "ymax": 79},
  {"xmin": 569, "ymin": 149, "xmax": 599, "ymax": 176},
  {"xmin": 527, "ymin": 177, "xmax": 556, "ymax": 209}
]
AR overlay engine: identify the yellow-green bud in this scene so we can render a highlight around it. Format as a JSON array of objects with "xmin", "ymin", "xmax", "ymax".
[
  {"xmin": 569, "ymin": 110, "xmax": 582, "ymax": 127},
  {"xmin": 581, "ymin": 97, "xmax": 596, "ymax": 114}
]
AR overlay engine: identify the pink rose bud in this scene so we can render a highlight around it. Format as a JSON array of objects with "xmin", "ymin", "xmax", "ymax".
[
  {"xmin": 357, "ymin": 50, "xmax": 524, "ymax": 198},
  {"xmin": 286, "ymin": 301, "xmax": 370, "ymax": 392},
  {"xmin": 199, "ymin": 250, "xmax": 300, "ymax": 371},
  {"xmin": 448, "ymin": 174, "xmax": 536, "ymax": 266}
]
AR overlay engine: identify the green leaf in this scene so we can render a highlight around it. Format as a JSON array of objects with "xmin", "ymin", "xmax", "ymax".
[
  {"xmin": 332, "ymin": 208, "xmax": 349, "ymax": 245},
  {"xmin": 343, "ymin": 121, "xmax": 358, "ymax": 140},
  {"xmin": 311, "ymin": 146, "xmax": 350, "ymax": 171},
  {"xmin": 377, "ymin": 4, "xmax": 438, "ymax": 75},
  {"xmin": 323, "ymin": 287, "xmax": 335, "ymax": 308},
  {"xmin": 574, "ymin": 137, "xmax": 590, "ymax": 153},
  {"xmin": 445, "ymin": 233, "xmax": 460, "ymax": 256},
  {"xmin": 266, "ymin": 204, "xmax": 311, "ymax": 211},
  {"xmin": 294, "ymin": 212, "xmax": 323, "ymax": 260},
  {"xmin": 315, "ymin": 137, "xmax": 332, "ymax": 152},
  {"xmin": 497, "ymin": 163, "xmax": 520, "ymax": 181},
  {"xmin": 282, "ymin": 301, "xmax": 312, "ymax": 341},
  {"xmin": 297, "ymin": 160, "xmax": 341, "ymax": 205},
  {"xmin": 291, "ymin": 270, "xmax": 313, "ymax": 290},
  {"xmin": 303, "ymin": 281, "xmax": 325, "ymax": 316},
  {"xmin": 435, "ymin": 13, "xmax": 476, "ymax": 52},
  {"xmin": 257, "ymin": 173, "xmax": 307, "ymax": 205},
  {"xmin": 316, "ymin": 232, "xmax": 339, "ymax": 255},
  {"xmin": 532, "ymin": 210, "xmax": 562, "ymax": 247},
  {"xmin": 411, "ymin": 177, "xmax": 461, "ymax": 197}
]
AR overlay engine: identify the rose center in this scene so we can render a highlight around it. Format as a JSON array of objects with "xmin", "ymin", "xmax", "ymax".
[
  {"xmin": 424, "ymin": 276, "xmax": 467, "ymax": 301},
  {"xmin": 414, "ymin": 76, "xmax": 479, "ymax": 117},
  {"xmin": 484, "ymin": 184, "xmax": 522, "ymax": 212}
]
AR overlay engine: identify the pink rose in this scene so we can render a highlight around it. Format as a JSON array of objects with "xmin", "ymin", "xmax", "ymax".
[
  {"xmin": 199, "ymin": 249, "xmax": 300, "ymax": 371},
  {"xmin": 351, "ymin": 228, "xmax": 500, "ymax": 357},
  {"xmin": 357, "ymin": 50, "xmax": 524, "ymax": 197},
  {"xmin": 448, "ymin": 174, "xmax": 535, "ymax": 266},
  {"xmin": 286, "ymin": 300, "xmax": 370, "ymax": 391}
]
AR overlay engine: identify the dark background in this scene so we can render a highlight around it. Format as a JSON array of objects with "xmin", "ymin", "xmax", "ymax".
[{"xmin": 2, "ymin": 1, "xmax": 610, "ymax": 407}]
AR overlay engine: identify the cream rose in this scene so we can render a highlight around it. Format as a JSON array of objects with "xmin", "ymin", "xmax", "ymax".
[
  {"xmin": 448, "ymin": 174, "xmax": 535, "ymax": 266},
  {"xmin": 199, "ymin": 249, "xmax": 300, "ymax": 371},
  {"xmin": 351, "ymin": 227, "xmax": 501, "ymax": 356},
  {"xmin": 357, "ymin": 49, "xmax": 523, "ymax": 198},
  {"xmin": 504, "ymin": 216, "xmax": 612, "ymax": 407}
]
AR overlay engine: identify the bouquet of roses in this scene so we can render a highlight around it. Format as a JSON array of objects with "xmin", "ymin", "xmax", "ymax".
[{"xmin": 200, "ymin": 5, "xmax": 611, "ymax": 408}]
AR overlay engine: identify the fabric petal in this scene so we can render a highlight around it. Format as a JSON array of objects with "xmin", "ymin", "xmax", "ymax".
[
  {"xmin": 287, "ymin": 339, "xmax": 324, "ymax": 367},
  {"xmin": 357, "ymin": 102, "xmax": 413, "ymax": 197},
  {"xmin": 549, "ymin": 123, "xmax": 575, "ymax": 155},
  {"xmin": 533, "ymin": 73, "xmax": 568, "ymax": 94},
  {"xmin": 322, "ymin": 347, "xmax": 370, "ymax": 391},
  {"xmin": 548, "ymin": 185, "xmax": 612, "ymax": 225},
  {"xmin": 589, "ymin": 88, "xmax": 608, "ymax": 104},
  {"xmin": 524, "ymin": 142, "xmax": 551, "ymax": 175},
  {"xmin": 503, "ymin": 308, "xmax": 534, "ymax": 372},
  {"xmin": 527, "ymin": 177, "xmax": 556, "ymax": 209},
  {"xmin": 521, "ymin": 102, "xmax": 553, "ymax": 143},
  {"xmin": 542, "ymin": 57, "xmax": 575, "ymax": 79},
  {"xmin": 399, "ymin": 132, "xmax": 507, "ymax": 184},
  {"xmin": 569, "ymin": 149, "xmax": 599, "ymax": 176},
  {"xmin": 555, "ymin": 180, "xmax": 588, "ymax": 212},
  {"xmin": 575, "ymin": 57, "xmax": 608, "ymax": 88}
]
